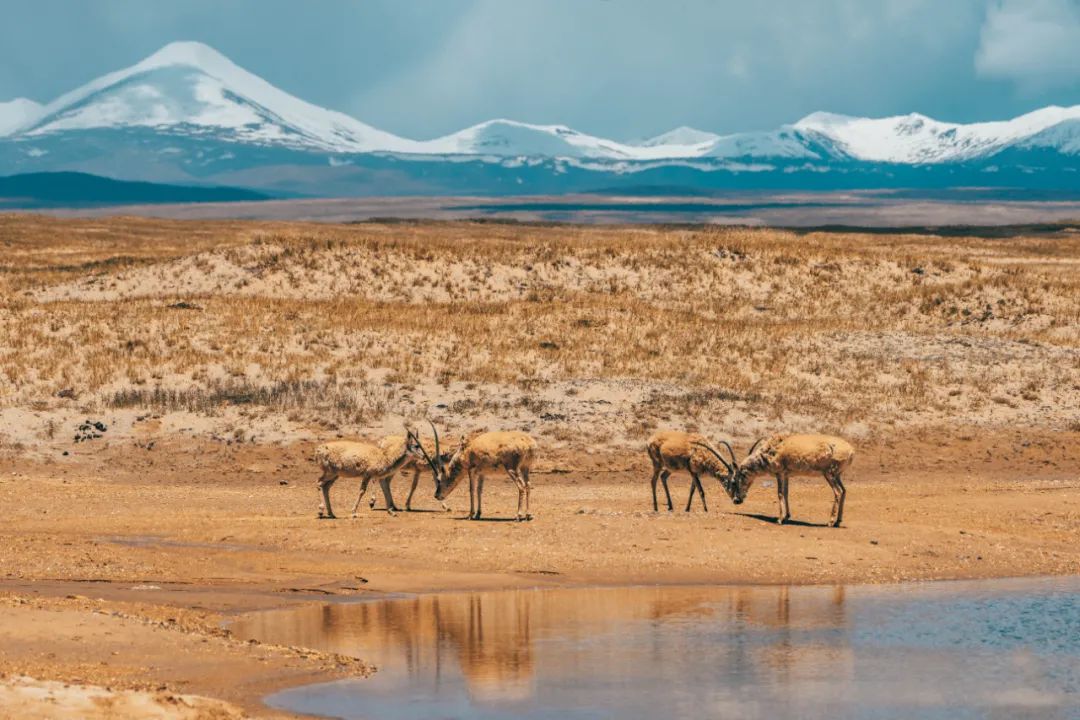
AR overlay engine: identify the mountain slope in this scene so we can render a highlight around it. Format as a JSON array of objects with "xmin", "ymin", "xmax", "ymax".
[{"xmin": 0, "ymin": 171, "xmax": 270, "ymax": 208}]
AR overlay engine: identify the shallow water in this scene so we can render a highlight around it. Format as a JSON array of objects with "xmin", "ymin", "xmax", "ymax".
[{"xmin": 231, "ymin": 577, "xmax": 1080, "ymax": 720}]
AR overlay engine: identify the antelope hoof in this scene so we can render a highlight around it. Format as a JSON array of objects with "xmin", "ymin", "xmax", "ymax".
[
  {"xmin": 441, "ymin": 503, "xmax": 451, "ymax": 512},
  {"xmin": 777, "ymin": 516, "xmax": 787, "ymax": 525},
  {"xmin": 368, "ymin": 497, "xmax": 376, "ymax": 509},
  {"xmin": 318, "ymin": 512, "xmax": 336, "ymax": 520}
]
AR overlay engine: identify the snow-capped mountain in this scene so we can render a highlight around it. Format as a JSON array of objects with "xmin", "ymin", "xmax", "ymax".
[
  {"xmin": 8, "ymin": 42, "xmax": 709, "ymax": 160},
  {"xmin": 793, "ymin": 106, "xmax": 1080, "ymax": 163},
  {"xmin": 8, "ymin": 40, "xmax": 1080, "ymax": 163},
  {"xmin": 418, "ymin": 119, "xmax": 711, "ymax": 160},
  {"xmin": 0, "ymin": 98, "xmax": 43, "ymax": 136},
  {"xmin": 1, "ymin": 41, "xmax": 1078, "ymax": 197},
  {"xmin": 21, "ymin": 41, "xmax": 424, "ymax": 153}
]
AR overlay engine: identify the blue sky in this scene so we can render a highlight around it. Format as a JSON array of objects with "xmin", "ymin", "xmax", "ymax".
[{"xmin": 2, "ymin": 0, "xmax": 1079, "ymax": 141}]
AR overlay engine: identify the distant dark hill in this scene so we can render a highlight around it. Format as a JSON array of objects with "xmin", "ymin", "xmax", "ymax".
[{"xmin": 0, "ymin": 172, "xmax": 270, "ymax": 208}]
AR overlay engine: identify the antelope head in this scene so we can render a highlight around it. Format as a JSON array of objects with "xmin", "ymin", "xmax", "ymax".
[
  {"xmin": 434, "ymin": 435, "xmax": 469, "ymax": 502},
  {"xmin": 725, "ymin": 438, "xmax": 769, "ymax": 504},
  {"xmin": 692, "ymin": 440, "xmax": 747, "ymax": 504}
]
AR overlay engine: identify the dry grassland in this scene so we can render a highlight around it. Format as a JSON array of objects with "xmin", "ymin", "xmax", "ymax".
[{"xmin": 1, "ymin": 214, "xmax": 1078, "ymax": 447}]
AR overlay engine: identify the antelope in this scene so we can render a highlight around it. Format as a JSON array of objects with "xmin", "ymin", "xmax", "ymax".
[
  {"xmin": 356, "ymin": 435, "xmax": 452, "ymax": 514},
  {"xmin": 314, "ymin": 422, "xmax": 439, "ymax": 519},
  {"xmin": 694, "ymin": 434, "xmax": 855, "ymax": 527},
  {"xmin": 434, "ymin": 431, "xmax": 537, "ymax": 521},
  {"xmin": 646, "ymin": 430, "xmax": 737, "ymax": 512}
]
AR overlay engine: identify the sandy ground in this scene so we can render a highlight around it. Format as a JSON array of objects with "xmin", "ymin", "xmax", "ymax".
[{"xmin": 0, "ymin": 429, "xmax": 1077, "ymax": 717}]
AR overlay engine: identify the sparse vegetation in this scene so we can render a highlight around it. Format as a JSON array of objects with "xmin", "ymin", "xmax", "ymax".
[{"xmin": 2, "ymin": 215, "xmax": 1079, "ymax": 444}]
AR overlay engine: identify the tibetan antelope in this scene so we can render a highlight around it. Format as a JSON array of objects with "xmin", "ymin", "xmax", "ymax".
[
  {"xmin": 314, "ymin": 422, "xmax": 440, "ymax": 519},
  {"xmin": 435, "ymin": 431, "xmax": 537, "ymax": 521},
  {"xmin": 695, "ymin": 434, "xmax": 854, "ymax": 527},
  {"xmin": 646, "ymin": 430, "xmax": 736, "ymax": 512},
  {"xmin": 357, "ymin": 435, "xmax": 452, "ymax": 514}
]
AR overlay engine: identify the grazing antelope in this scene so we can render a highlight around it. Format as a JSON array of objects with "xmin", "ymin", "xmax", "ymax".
[
  {"xmin": 435, "ymin": 431, "xmax": 537, "ymax": 521},
  {"xmin": 314, "ymin": 422, "xmax": 439, "ymax": 519},
  {"xmin": 356, "ymin": 435, "xmax": 452, "ymax": 514},
  {"xmin": 695, "ymin": 434, "xmax": 855, "ymax": 527},
  {"xmin": 646, "ymin": 430, "xmax": 737, "ymax": 512}
]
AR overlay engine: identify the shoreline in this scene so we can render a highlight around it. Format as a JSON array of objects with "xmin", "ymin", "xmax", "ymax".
[
  {"xmin": 6, "ymin": 569, "xmax": 1079, "ymax": 718},
  {"xmin": 1, "ymin": 433, "xmax": 1077, "ymax": 717}
]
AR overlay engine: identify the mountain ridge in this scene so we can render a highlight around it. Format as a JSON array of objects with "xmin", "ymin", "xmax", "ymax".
[
  {"xmin": 5, "ymin": 41, "xmax": 1080, "ymax": 164},
  {"xmin": 1, "ymin": 41, "xmax": 1078, "ymax": 197}
]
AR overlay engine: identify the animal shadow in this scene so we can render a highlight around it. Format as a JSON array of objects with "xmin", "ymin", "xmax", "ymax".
[{"xmin": 735, "ymin": 512, "xmax": 835, "ymax": 529}]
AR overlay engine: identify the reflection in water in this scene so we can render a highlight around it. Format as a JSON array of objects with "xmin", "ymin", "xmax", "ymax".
[{"xmin": 230, "ymin": 578, "xmax": 1080, "ymax": 720}]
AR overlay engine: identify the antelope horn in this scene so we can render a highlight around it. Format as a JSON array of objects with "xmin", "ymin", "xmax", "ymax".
[
  {"xmin": 747, "ymin": 438, "xmax": 765, "ymax": 456},
  {"xmin": 691, "ymin": 441, "xmax": 732, "ymax": 474},
  {"xmin": 428, "ymin": 419, "xmax": 440, "ymax": 465},
  {"xmin": 410, "ymin": 423, "xmax": 439, "ymax": 478},
  {"xmin": 713, "ymin": 440, "xmax": 738, "ymax": 468}
]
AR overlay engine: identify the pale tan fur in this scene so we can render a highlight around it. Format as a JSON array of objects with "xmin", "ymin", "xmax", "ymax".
[
  {"xmin": 356, "ymin": 436, "xmax": 451, "ymax": 514},
  {"xmin": 436, "ymin": 431, "xmax": 538, "ymax": 521},
  {"xmin": 646, "ymin": 430, "xmax": 733, "ymax": 512},
  {"xmin": 314, "ymin": 427, "xmax": 421, "ymax": 519},
  {"xmin": 727, "ymin": 434, "xmax": 855, "ymax": 527}
]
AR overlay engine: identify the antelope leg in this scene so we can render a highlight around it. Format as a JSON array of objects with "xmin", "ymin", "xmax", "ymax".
[
  {"xmin": 379, "ymin": 476, "xmax": 398, "ymax": 516},
  {"xmin": 518, "ymin": 464, "xmax": 527, "ymax": 520},
  {"xmin": 659, "ymin": 470, "xmax": 673, "ymax": 512},
  {"xmin": 474, "ymin": 474, "xmax": 485, "ymax": 520},
  {"xmin": 405, "ymin": 469, "xmax": 421, "ymax": 511},
  {"xmin": 318, "ymin": 471, "xmax": 338, "ymax": 519},
  {"xmin": 776, "ymin": 474, "xmax": 790, "ymax": 525}
]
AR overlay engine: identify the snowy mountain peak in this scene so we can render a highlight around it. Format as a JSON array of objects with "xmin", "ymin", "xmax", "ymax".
[
  {"xmin": 640, "ymin": 126, "xmax": 720, "ymax": 147},
  {"xmin": 0, "ymin": 98, "xmax": 43, "ymax": 136},
  {"xmin": 136, "ymin": 40, "xmax": 240, "ymax": 74}
]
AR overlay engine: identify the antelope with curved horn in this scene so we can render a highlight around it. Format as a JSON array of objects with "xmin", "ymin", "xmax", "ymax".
[
  {"xmin": 695, "ymin": 434, "xmax": 854, "ymax": 527},
  {"xmin": 646, "ymin": 431, "xmax": 736, "ymax": 512},
  {"xmin": 435, "ymin": 431, "xmax": 537, "ymax": 521},
  {"xmin": 314, "ymin": 422, "xmax": 440, "ymax": 519},
  {"xmin": 356, "ymin": 431, "xmax": 451, "ymax": 514}
]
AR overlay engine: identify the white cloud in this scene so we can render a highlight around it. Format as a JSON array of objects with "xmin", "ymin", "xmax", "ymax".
[
  {"xmin": 353, "ymin": 0, "xmax": 988, "ymax": 140},
  {"xmin": 975, "ymin": 0, "xmax": 1080, "ymax": 90}
]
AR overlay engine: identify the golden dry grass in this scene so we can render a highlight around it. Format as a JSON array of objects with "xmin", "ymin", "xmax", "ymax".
[{"xmin": 2, "ymin": 214, "xmax": 1079, "ymax": 444}]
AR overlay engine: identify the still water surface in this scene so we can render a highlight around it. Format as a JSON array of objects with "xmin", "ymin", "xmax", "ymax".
[{"xmin": 231, "ymin": 577, "xmax": 1080, "ymax": 719}]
